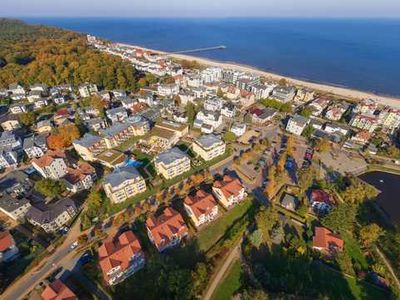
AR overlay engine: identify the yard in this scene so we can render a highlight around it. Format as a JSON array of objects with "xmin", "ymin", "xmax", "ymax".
[{"xmin": 211, "ymin": 259, "xmax": 242, "ymax": 300}]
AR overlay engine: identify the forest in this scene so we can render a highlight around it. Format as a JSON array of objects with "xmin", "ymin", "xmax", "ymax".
[{"xmin": 0, "ymin": 19, "xmax": 138, "ymax": 90}]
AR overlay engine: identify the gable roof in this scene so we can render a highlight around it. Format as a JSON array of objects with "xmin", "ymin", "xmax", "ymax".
[
  {"xmin": 0, "ymin": 231, "xmax": 15, "ymax": 252},
  {"xmin": 213, "ymin": 175, "xmax": 244, "ymax": 199},
  {"xmin": 32, "ymin": 151, "xmax": 66, "ymax": 168},
  {"xmin": 184, "ymin": 190, "xmax": 217, "ymax": 219},
  {"xmin": 41, "ymin": 279, "xmax": 76, "ymax": 300},
  {"xmin": 313, "ymin": 227, "xmax": 344, "ymax": 252}
]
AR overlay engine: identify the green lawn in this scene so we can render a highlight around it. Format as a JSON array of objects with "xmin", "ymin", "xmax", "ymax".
[
  {"xmin": 197, "ymin": 199, "xmax": 253, "ymax": 252},
  {"xmin": 343, "ymin": 233, "xmax": 369, "ymax": 270},
  {"xmin": 212, "ymin": 260, "xmax": 242, "ymax": 300}
]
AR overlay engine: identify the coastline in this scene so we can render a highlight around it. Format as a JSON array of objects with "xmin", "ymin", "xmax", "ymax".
[{"xmin": 117, "ymin": 42, "xmax": 400, "ymax": 108}]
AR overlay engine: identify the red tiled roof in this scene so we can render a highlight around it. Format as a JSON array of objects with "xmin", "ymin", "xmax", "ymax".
[
  {"xmin": 213, "ymin": 175, "xmax": 244, "ymax": 199},
  {"xmin": 313, "ymin": 227, "xmax": 344, "ymax": 252},
  {"xmin": 32, "ymin": 151, "xmax": 66, "ymax": 168},
  {"xmin": 146, "ymin": 207, "xmax": 188, "ymax": 251},
  {"xmin": 41, "ymin": 279, "xmax": 76, "ymax": 300},
  {"xmin": 98, "ymin": 231, "xmax": 143, "ymax": 283},
  {"xmin": 0, "ymin": 231, "xmax": 15, "ymax": 252},
  {"xmin": 310, "ymin": 190, "xmax": 333, "ymax": 205},
  {"xmin": 184, "ymin": 190, "xmax": 218, "ymax": 219},
  {"xmin": 63, "ymin": 163, "xmax": 95, "ymax": 185}
]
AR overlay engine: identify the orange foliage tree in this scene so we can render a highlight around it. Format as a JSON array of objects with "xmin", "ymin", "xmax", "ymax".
[{"xmin": 47, "ymin": 124, "xmax": 81, "ymax": 150}]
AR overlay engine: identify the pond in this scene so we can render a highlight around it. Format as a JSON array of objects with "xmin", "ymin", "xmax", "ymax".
[{"xmin": 359, "ymin": 171, "xmax": 400, "ymax": 224}]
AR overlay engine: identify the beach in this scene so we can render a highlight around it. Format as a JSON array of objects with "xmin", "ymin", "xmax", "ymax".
[{"xmin": 118, "ymin": 42, "xmax": 400, "ymax": 108}]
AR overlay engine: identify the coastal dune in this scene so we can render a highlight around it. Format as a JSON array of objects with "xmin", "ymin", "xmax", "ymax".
[{"xmin": 118, "ymin": 42, "xmax": 400, "ymax": 108}]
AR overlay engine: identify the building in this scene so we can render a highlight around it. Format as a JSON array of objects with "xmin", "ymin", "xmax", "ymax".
[
  {"xmin": 281, "ymin": 193, "xmax": 299, "ymax": 211},
  {"xmin": 184, "ymin": 190, "xmax": 218, "ymax": 227},
  {"xmin": 41, "ymin": 279, "xmax": 77, "ymax": 300},
  {"xmin": 98, "ymin": 231, "xmax": 145, "ymax": 286},
  {"xmin": 271, "ymin": 86, "xmax": 296, "ymax": 102},
  {"xmin": 231, "ymin": 123, "xmax": 246, "ymax": 137},
  {"xmin": 350, "ymin": 114, "xmax": 378, "ymax": 133},
  {"xmin": 73, "ymin": 133, "xmax": 106, "ymax": 161},
  {"xmin": 294, "ymin": 88, "xmax": 315, "ymax": 103},
  {"xmin": 312, "ymin": 227, "xmax": 344, "ymax": 253},
  {"xmin": 63, "ymin": 163, "xmax": 96, "ymax": 193},
  {"xmin": 85, "ymin": 117, "xmax": 108, "ymax": 132},
  {"xmin": 309, "ymin": 97, "xmax": 331, "ymax": 116},
  {"xmin": 194, "ymin": 110, "xmax": 222, "ymax": 130},
  {"xmin": 31, "ymin": 151, "xmax": 68, "ymax": 179},
  {"xmin": 286, "ymin": 114, "xmax": 309, "ymax": 136},
  {"xmin": 192, "ymin": 134, "xmax": 226, "ymax": 161},
  {"xmin": 212, "ymin": 175, "xmax": 246, "ymax": 209},
  {"xmin": 0, "ymin": 195, "xmax": 31, "ymax": 221},
  {"xmin": 353, "ymin": 99, "xmax": 378, "ymax": 115},
  {"xmin": 0, "ymin": 149, "xmax": 18, "ymax": 169},
  {"xmin": 0, "ymin": 116, "xmax": 20, "ymax": 131},
  {"xmin": 103, "ymin": 166, "xmax": 146, "ymax": 204},
  {"xmin": 96, "ymin": 149, "xmax": 127, "ymax": 169},
  {"xmin": 146, "ymin": 207, "xmax": 189, "ymax": 252},
  {"xmin": 309, "ymin": 189, "xmax": 334, "ymax": 214},
  {"xmin": 204, "ymin": 97, "xmax": 223, "ymax": 111},
  {"xmin": 25, "ymin": 198, "xmax": 77, "ymax": 233},
  {"xmin": 154, "ymin": 147, "xmax": 191, "ymax": 179},
  {"xmin": 9, "ymin": 103, "xmax": 27, "ymax": 114},
  {"xmin": 78, "ymin": 83, "xmax": 98, "ymax": 98},
  {"xmin": 106, "ymin": 107, "xmax": 128, "ymax": 124},
  {"xmin": 22, "ymin": 135, "xmax": 46, "ymax": 158},
  {"xmin": 221, "ymin": 102, "xmax": 236, "ymax": 118},
  {"xmin": 325, "ymin": 102, "xmax": 349, "ymax": 121},
  {"xmin": 157, "ymin": 84, "xmax": 179, "ymax": 97},
  {"xmin": 0, "ymin": 231, "xmax": 19, "ymax": 263},
  {"xmin": 249, "ymin": 107, "xmax": 277, "ymax": 124},
  {"xmin": 201, "ymin": 67, "xmax": 222, "ymax": 83}
]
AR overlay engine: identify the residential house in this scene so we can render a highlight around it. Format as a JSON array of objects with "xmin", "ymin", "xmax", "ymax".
[
  {"xmin": 8, "ymin": 83, "xmax": 25, "ymax": 100},
  {"xmin": 25, "ymin": 198, "xmax": 77, "ymax": 233},
  {"xmin": 309, "ymin": 97, "xmax": 331, "ymax": 116},
  {"xmin": 250, "ymin": 83, "xmax": 276, "ymax": 100},
  {"xmin": 281, "ymin": 193, "xmax": 299, "ymax": 211},
  {"xmin": 286, "ymin": 114, "xmax": 309, "ymax": 136},
  {"xmin": 96, "ymin": 149, "xmax": 127, "ymax": 169},
  {"xmin": 201, "ymin": 67, "xmax": 222, "ymax": 83},
  {"xmin": 63, "ymin": 163, "xmax": 96, "ymax": 193},
  {"xmin": 192, "ymin": 134, "xmax": 226, "ymax": 161},
  {"xmin": 0, "ymin": 195, "xmax": 31, "ymax": 221},
  {"xmin": 30, "ymin": 83, "xmax": 48, "ymax": 93},
  {"xmin": 85, "ymin": 117, "xmax": 107, "ymax": 132},
  {"xmin": 33, "ymin": 98, "xmax": 49, "ymax": 110},
  {"xmin": 41, "ymin": 279, "xmax": 77, "ymax": 300},
  {"xmin": 0, "ymin": 231, "xmax": 19, "ymax": 263},
  {"xmin": 231, "ymin": 123, "xmax": 246, "ymax": 137},
  {"xmin": 31, "ymin": 151, "xmax": 68, "ymax": 179},
  {"xmin": 312, "ymin": 227, "xmax": 344, "ymax": 253},
  {"xmin": 73, "ymin": 133, "xmax": 105, "ymax": 161},
  {"xmin": 249, "ymin": 107, "xmax": 277, "ymax": 124},
  {"xmin": 294, "ymin": 88, "xmax": 315, "ymax": 103},
  {"xmin": 325, "ymin": 102, "xmax": 349, "ymax": 121},
  {"xmin": 35, "ymin": 120, "xmax": 52, "ymax": 133},
  {"xmin": 379, "ymin": 108, "xmax": 400, "ymax": 132},
  {"xmin": 309, "ymin": 189, "xmax": 334, "ymax": 214},
  {"xmin": 194, "ymin": 110, "xmax": 222, "ymax": 130},
  {"xmin": 212, "ymin": 175, "xmax": 246, "ymax": 209},
  {"xmin": 0, "ymin": 115, "xmax": 20, "ymax": 131},
  {"xmin": 204, "ymin": 97, "xmax": 223, "ymax": 111},
  {"xmin": 184, "ymin": 190, "xmax": 219, "ymax": 227},
  {"xmin": 112, "ymin": 89, "xmax": 127, "ymax": 98},
  {"xmin": 221, "ymin": 102, "xmax": 236, "ymax": 118},
  {"xmin": 0, "ymin": 149, "xmax": 18, "ymax": 169},
  {"xmin": 350, "ymin": 130, "xmax": 371, "ymax": 145},
  {"xmin": 103, "ymin": 166, "xmax": 146, "ymax": 204},
  {"xmin": 323, "ymin": 123, "xmax": 350, "ymax": 137},
  {"xmin": 146, "ymin": 207, "xmax": 189, "ymax": 252},
  {"xmin": 27, "ymin": 90, "xmax": 42, "ymax": 103},
  {"xmin": 9, "ymin": 103, "xmax": 27, "ymax": 114},
  {"xmin": 106, "ymin": 107, "xmax": 128, "ymax": 124},
  {"xmin": 157, "ymin": 84, "xmax": 179, "ymax": 97},
  {"xmin": 154, "ymin": 147, "xmax": 191, "ymax": 179},
  {"xmin": 271, "ymin": 86, "xmax": 296, "ymax": 102},
  {"xmin": 350, "ymin": 114, "xmax": 378, "ymax": 133},
  {"xmin": 23, "ymin": 135, "xmax": 46, "ymax": 158},
  {"xmin": 353, "ymin": 99, "xmax": 378, "ymax": 115},
  {"xmin": 78, "ymin": 83, "xmax": 98, "ymax": 98},
  {"xmin": 98, "ymin": 231, "xmax": 145, "ymax": 286}
]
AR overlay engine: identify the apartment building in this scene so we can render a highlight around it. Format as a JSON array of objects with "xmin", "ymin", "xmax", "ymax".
[
  {"xmin": 212, "ymin": 175, "xmax": 246, "ymax": 209},
  {"xmin": 31, "ymin": 151, "xmax": 68, "ymax": 179},
  {"xmin": 184, "ymin": 190, "xmax": 219, "ymax": 227},
  {"xmin": 154, "ymin": 147, "xmax": 191, "ymax": 180},
  {"xmin": 192, "ymin": 134, "xmax": 226, "ymax": 161}
]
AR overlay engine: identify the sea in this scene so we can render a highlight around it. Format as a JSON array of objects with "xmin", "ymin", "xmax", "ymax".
[{"xmin": 22, "ymin": 17, "xmax": 400, "ymax": 97}]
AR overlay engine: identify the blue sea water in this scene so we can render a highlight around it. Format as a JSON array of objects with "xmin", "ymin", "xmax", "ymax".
[{"xmin": 23, "ymin": 17, "xmax": 400, "ymax": 96}]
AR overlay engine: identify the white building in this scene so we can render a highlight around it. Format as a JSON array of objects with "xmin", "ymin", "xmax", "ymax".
[
  {"xmin": 286, "ymin": 115, "xmax": 309, "ymax": 136},
  {"xmin": 231, "ymin": 123, "xmax": 246, "ymax": 137},
  {"xmin": 192, "ymin": 134, "xmax": 226, "ymax": 161}
]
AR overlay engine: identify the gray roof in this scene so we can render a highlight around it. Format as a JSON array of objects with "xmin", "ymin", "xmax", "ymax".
[
  {"xmin": 0, "ymin": 170, "xmax": 30, "ymax": 191},
  {"xmin": 155, "ymin": 147, "xmax": 189, "ymax": 166},
  {"xmin": 0, "ymin": 195, "xmax": 30, "ymax": 213},
  {"xmin": 106, "ymin": 107, "xmax": 127, "ymax": 116},
  {"xmin": 281, "ymin": 194, "xmax": 298, "ymax": 207},
  {"xmin": 74, "ymin": 133, "xmax": 103, "ymax": 148},
  {"xmin": 103, "ymin": 166, "xmax": 142, "ymax": 187},
  {"xmin": 99, "ymin": 122, "xmax": 131, "ymax": 138},
  {"xmin": 22, "ymin": 136, "xmax": 34, "ymax": 150},
  {"xmin": 196, "ymin": 134, "xmax": 223, "ymax": 149},
  {"xmin": 291, "ymin": 114, "xmax": 309, "ymax": 127},
  {"xmin": 26, "ymin": 198, "xmax": 76, "ymax": 224}
]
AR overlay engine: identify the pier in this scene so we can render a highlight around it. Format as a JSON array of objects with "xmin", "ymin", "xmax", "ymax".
[{"xmin": 172, "ymin": 45, "xmax": 227, "ymax": 54}]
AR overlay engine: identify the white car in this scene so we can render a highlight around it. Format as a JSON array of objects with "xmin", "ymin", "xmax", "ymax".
[{"xmin": 70, "ymin": 241, "xmax": 78, "ymax": 250}]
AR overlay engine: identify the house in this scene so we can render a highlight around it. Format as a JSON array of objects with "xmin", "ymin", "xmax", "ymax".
[
  {"xmin": 32, "ymin": 151, "xmax": 68, "ymax": 179},
  {"xmin": 184, "ymin": 190, "xmax": 218, "ymax": 227},
  {"xmin": 201, "ymin": 124, "xmax": 214, "ymax": 134},
  {"xmin": 173, "ymin": 111, "xmax": 188, "ymax": 124},
  {"xmin": 22, "ymin": 135, "xmax": 46, "ymax": 158},
  {"xmin": 312, "ymin": 227, "xmax": 344, "ymax": 253},
  {"xmin": 354, "ymin": 99, "xmax": 378, "ymax": 115},
  {"xmin": 30, "ymin": 83, "xmax": 48, "ymax": 93},
  {"xmin": 192, "ymin": 134, "xmax": 226, "ymax": 161},
  {"xmin": 9, "ymin": 103, "xmax": 27, "ymax": 114},
  {"xmin": 53, "ymin": 95, "xmax": 67, "ymax": 105},
  {"xmin": 78, "ymin": 83, "xmax": 98, "ymax": 98},
  {"xmin": 33, "ymin": 98, "xmax": 49, "ymax": 110},
  {"xmin": 194, "ymin": 110, "xmax": 223, "ymax": 130},
  {"xmin": 25, "ymin": 198, "xmax": 77, "ymax": 233},
  {"xmin": 73, "ymin": 133, "xmax": 105, "ymax": 161},
  {"xmin": 0, "ymin": 231, "xmax": 19, "ymax": 263},
  {"xmin": 350, "ymin": 114, "xmax": 378, "ymax": 133},
  {"xmin": 250, "ymin": 107, "xmax": 277, "ymax": 124},
  {"xmin": 309, "ymin": 97, "xmax": 331, "ymax": 116},
  {"xmin": 250, "ymin": 83, "xmax": 276, "ymax": 100},
  {"xmin": 27, "ymin": 90, "xmax": 42, "ymax": 103},
  {"xmin": 0, "ymin": 169, "xmax": 33, "ymax": 196},
  {"xmin": 0, "ymin": 115, "xmax": 20, "ymax": 131},
  {"xmin": 85, "ymin": 117, "xmax": 107, "ymax": 132},
  {"xmin": 325, "ymin": 102, "xmax": 349, "ymax": 121},
  {"xmin": 8, "ymin": 83, "xmax": 25, "ymax": 100},
  {"xmin": 221, "ymin": 102, "xmax": 236, "ymax": 118},
  {"xmin": 0, "ymin": 149, "xmax": 18, "ymax": 169},
  {"xmin": 106, "ymin": 107, "xmax": 128, "ymax": 124},
  {"xmin": 201, "ymin": 67, "xmax": 222, "ymax": 83},
  {"xmin": 157, "ymin": 84, "xmax": 179, "ymax": 97},
  {"xmin": 154, "ymin": 120, "xmax": 189, "ymax": 138},
  {"xmin": 98, "ymin": 231, "xmax": 145, "ymax": 286},
  {"xmin": 323, "ymin": 123, "xmax": 350, "ymax": 137},
  {"xmin": 103, "ymin": 166, "xmax": 146, "ymax": 204},
  {"xmin": 280, "ymin": 193, "xmax": 299, "ymax": 211},
  {"xmin": 0, "ymin": 195, "xmax": 31, "ymax": 220},
  {"xmin": 154, "ymin": 147, "xmax": 191, "ymax": 179},
  {"xmin": 309, "ymin": 189, "xmax": 334, "ymax": 214},
  {"xmin": 96, "ymin": 149, "xmax": 127, "ymax": 169},
  {"xmin": 212, "ymin": 175, "xmax": 246, "ymax": 209},
  {"xmin": 36, "ymin": 120, "xmax": 53, "ymax": 133},
  {"xmin": 286, "ymin": 114, "xmax": 309, "ymax": 135},
  {"xmin": 350, "ymin": 130, "xmax": 371, "ymax": 145},
  {"xmin": 204, "ymin": 97, "xmax": 223, "ymax": 111},
  {"xmin": 112, "ymin": 89, "xmax": 127, "ymax": 98},
  {"xmin": 231, "ymin": 123, "xmax": 247, "ymax": 137},
  {"xmin": 294, "ymin": 88, "xmax": 315, "ymax": 103},
  {"xmin": 41, "ymin": 279, "xmax": 77, "ymax": 300},
  {"xmin": 146, "ymin": 207, "xmax": 189, "ymax": 252},
  {"xmin": 63, "ymin": 163, "xmax": 96, "ymax": 193},
  {"xmin": 271, "ymin": 86, "xmax": 296, "ymax": 102},
  {"xmin": 379, "ymin": 108, "xmax": 400, "ymax": 131}
]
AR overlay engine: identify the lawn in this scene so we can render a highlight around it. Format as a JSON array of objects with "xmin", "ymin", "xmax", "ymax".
[
  {"xmin": 197, "ymin": 199, "xmax": 253, "ymax": 252},
  {"xmin": 212, "ymin": 259, "xmax": 242, "ymax": 300},
  {"xmin": 342, "ymin": 232, "xmax": 369, "ymax": 270}
]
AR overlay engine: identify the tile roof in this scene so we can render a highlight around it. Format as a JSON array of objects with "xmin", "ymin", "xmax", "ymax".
[
  {"xmin": 184, "ymin": 190, "xmax": 218, "ymax": 219},
  {"xmin": 41, "ymin": 279, "xmax": 77, "ymax": 300},
  {"xmin": 313, "ymin": 227, "xmax": 344, "ymax": 252},
  {"xmin": 63, "ymin": 163, "xmax": 95, "ymax": 185},
  {"xmin": 0, "ymin": 231, "xmax": 15, "ymax": 252},
  {"xmin": 31, "ymin": 151, "xmax": 66, "ymax": 168},
  {"xmin": 310, "ymin": 190, "xmax": 333, "ymax": 205},
  {"xmin": 146, "ymin": 207, "xmax": 188, "ymax": 251},
  {"xmin": 213, "ymin": 175, "xmax": 244, "ymax": 199},
  {"xmin": 98, "ymin": 231, "xmax": 143, "ymax": 282}
]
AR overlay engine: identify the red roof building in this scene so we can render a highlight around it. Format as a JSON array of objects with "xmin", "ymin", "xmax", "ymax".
[
  {"xmin": 41, "ymin": 279, "xmax": 77, "ymax": 300},
  {"xmin": 310, "ymin": 190, "xmax": 333, "ymax": 206},
  {"xmin": 98, "ymin": 230, "xmax": 145, "ymax": 286},
  {"xmin": 146, "ymin": 207, "xmax": 188, "ymax": 252},
  {"xmin": 184, "ymin": 190, "xmax": 219, "ymax": 227},
  {"xmin": 0, "ymin": 231, "xmax": 19, "ymax": 262},
  {"xmin": 212, "ymin": 175, "xmax": 246, "ymax": 209},
  {"xmin": 312, "ymin": 227, "xmax": 344, "ymax": 253}
]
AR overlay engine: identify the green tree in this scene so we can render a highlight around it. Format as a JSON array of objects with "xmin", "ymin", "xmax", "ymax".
[
  {"xmin": 34, "ymin": 178, "xmax": 65, "ymax": 198},
  {"xmin": 299, "ymin": 106, "xmax": 314, "ymax": 118},
  {"xmin": 223, "ymin": 131, "xmax": 236, "ymax": 142},
  {"xmin": 19, "ymin": 112, "xmax": 36, "ymax": 126},
  {"xmin": 321, "ymin": 203, "xmax": 357, "ymax": 233},
  {"xmin": 217, "ymin": 87, "xmax": 224, "ymax": 98},
  {"xmin": 249, "ymin": 229, "xmax": 264, "ymax": 248},
  {"xmin": 302, "ymin": 124, "xmax": 315, "ymax": 139},
  {"xmin": 359, "ymin": 223, "xmax": 383, "ymax": 247}
]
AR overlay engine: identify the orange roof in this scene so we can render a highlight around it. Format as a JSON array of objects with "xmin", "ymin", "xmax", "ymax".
[
  {"xmin": 313, "ymin": 227, "xmax": 344, "ymax": 252},
  {"xmin": 64, "ymin": 163, "xmax": 95, "ymax": 185},
  {"xmin": 146, "ymin": 207, "xmax": 188, "ymax": 251},
  {"xmin": 213, "ymin": 175, "xmax": 244, "ymax": 199},
  {"xmin": 0, "ymin": 231, "xmax": 15, "ymax": 252},
  {"xmin": 184, "ymin": 190, "xmax": 218, "ymax": 219},
  {"xmin": 41, "ymin": 279, "xmax": 76, "ymax": 300},
  {"xmin": 98, "ymin": 231, "xmax": 143, "ymax": 283},
  {"xmin": 32, "ymin": 151, "xmax": 66, "ymax": 168}
]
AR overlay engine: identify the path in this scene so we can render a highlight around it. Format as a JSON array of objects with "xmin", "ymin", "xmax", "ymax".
[
  {"xmin": 375, "ymin": 246, "xmax": 400, "ymax": 290},
  {"xmin": 203, "ymin": 245, "xmax": 240, "ymax": 300}
]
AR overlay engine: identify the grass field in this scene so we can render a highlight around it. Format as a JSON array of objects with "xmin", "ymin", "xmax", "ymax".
[{"xmin": 211, "ymin": 259, "xmax": 242, "ymax": 300}]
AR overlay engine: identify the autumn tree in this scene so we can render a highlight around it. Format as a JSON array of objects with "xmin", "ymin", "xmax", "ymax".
[
  {"xmin": 277, "ymin": 153, "xmax": 287, "ymax": 174},
  {"xmin": 359, "ymin": 223, "xmax": 383, "ymax": 247},
  {"xmin": 47, "ymin": 123, "xmax": 81, "ymax": 150},
  {"xmin": 315, "ymin": 138, "xmax": 331, "ymax": 153},
  {"xmin": 19, "ymin": 112, "xmax": 36, "ymax": 126},
  {"xmin": 322, "ymin": 203, "xmax": 357, "ymax": 234},
  {"xmin": 286, "ymin": 135, "xmax": 295, "ymax": 156}
]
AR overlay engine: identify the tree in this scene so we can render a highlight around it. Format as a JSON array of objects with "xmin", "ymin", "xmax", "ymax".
[
  {"xmin": 47, "ymin": 123, "xmax": 81, "ymax": 150},
  {"xmin": 286, "ymin": 135, "xmax": 295, "ymax": 156},
  {"xmin": 321, "ymin": 203, "xmax": 357, "ymax": 233},
  {"xmin": 359, "ymin": 223, "xmax": 383, "ymax": 247},
  {"xmin": 277, "ymin": 153, "xmax": 287, "ymax": 174},
  {"xmin": 340, "ymin": 177, "xmax": 379, "ymax": 204},
  {"xmin": 19, "ymin": 112, "xmax": 35, "ymax": 126},
  {"xmin": 315, "ymin": 138, "xmax": 331, "ymax": 153},
  {"xmin": 302, "ymin": 124, "xmax": 315, "ymax": 139},
  {"xmin": 298, "ymin": 167, "xmax": 316, "ymax": 193},
  {"xmin": 278, "ymin": 78, "xmax": 287, "ymax": 86},
  {"xmin": 249, "ymin": 229, "xmax": 264, "ymax": 248},
  {"xmin": 77, "ymin": 234, "xmax": 88, "ymax": 246},
  {"xmin": 299, "ymin": 107, "xmax": 313, "ymax": 118},
  {"xmin": 217, "ymin": 87, "xmax": 224, "ymax": 98},
  {"xmin": 242, "ymin": 289, "xmax": 269, "ymax": 300},
  {"xmin": 191, "ymin": 263, "xmax": 209, "ymax": 296},
  {"xmin": 35, "ymin": 178, "xmax": 65, "ymax": 198},
  {"xmin": 186, "ymin": 102, "xmax": 197, "ymax": 125},
  {"xmin": 223, "ymin": 131, "xmax": 236, "ymax": 142}
]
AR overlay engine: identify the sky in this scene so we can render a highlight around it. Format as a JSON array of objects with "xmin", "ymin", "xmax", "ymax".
[{"xmin": 1, "ymin": 0, "xmax": 400, "ymax": 18}]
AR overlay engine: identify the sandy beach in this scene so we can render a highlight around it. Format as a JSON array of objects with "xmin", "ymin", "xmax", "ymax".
[{"xmin": 117, "ymin": 42, "xmax": 400, "ymax": 108}]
